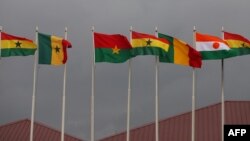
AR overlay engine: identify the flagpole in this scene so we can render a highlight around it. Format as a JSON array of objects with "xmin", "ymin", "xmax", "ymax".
[
  {"xmin": 0, "ymin": 26, "xmax": 2, "ymax": 59},
  {"xmin": 155, "ymin": 27, "xmax": 159, "ymax": 141},
  {"xmin": 126, "ymin": 26, "xmax": 133, "ymax": 141},
  {"xmin": 192, "ymin": 26, "xmax": 197, "ymax": 141},
  {"xmin": 60, "ymin": 27, "xmax": 68, "ymax": 141},
  {"xmin": 221, "ymin": 26, "xmax": 225, "ymax": 141},
  {"xmin": 90, "ymin": 26, "xmax": 95, "ymax": 141},
  {"xmin": 30, "ymin": 26, "xmax": 39, "ymax": 141}
]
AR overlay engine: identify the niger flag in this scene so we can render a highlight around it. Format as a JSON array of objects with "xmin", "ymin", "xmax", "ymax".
[
  {"xmin": 224, "ymin": 31, "xmax": 250, "ymax": 57},
  {"xmin": 196, "ymin": 32, "xmax": 230, "ymax": 60},
  {"xmin": 1, "ymin": 32, "xmax": 36, "ymax": 57},
  {"xmin": 94, "ymin": 32, "xmax": 132, "ymax": 63},
  {"xmin": 38, "ymin": 32, "xmax": 72, "ymax": 65},
  {"xmin": 158, "ymin": 33, "xmax": 202, "ymax": 68},
  {"xmin": 131, "ymin": 31, "xmax": 170, "ymax": 57}
]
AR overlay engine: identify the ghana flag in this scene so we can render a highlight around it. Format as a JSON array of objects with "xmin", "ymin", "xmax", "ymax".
[
  {"xmin": 1, "ymin": 32, "xmax": 36, "ymax": 57},
  {"xmin": 224, "ymin": 31, "xmax": 250, "ymax": 57},
  {"xmin": 158, "ymin": 33, "xmax": 202, "ymax": 68},
  {"xmin": 38, "ymin": 32, "xmax": 72, "ymax": 65},
  {"xmin": 94, "ymin": 32, "xmax": 132, "ymax": 63},
  {"xmin": 131, "ymin": 31, "xmax": 170, "ymax": 57}
]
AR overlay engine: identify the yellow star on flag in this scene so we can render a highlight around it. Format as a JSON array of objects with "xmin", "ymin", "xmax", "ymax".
[{"xmin": 112, "ymin": 45, "xmax": 120, "ymax": 54}]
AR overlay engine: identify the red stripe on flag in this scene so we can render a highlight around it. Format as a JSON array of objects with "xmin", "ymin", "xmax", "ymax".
[
  {"xmin": 94, "ymin": 32, "xmax": 132, "ymax": 49},
  {"xmin": 224, "ymin": 32, "xmax": 250, "ymax": 44},
  {"xmin": 132, "ymin": 31, "xmax": 169, "ymax": 44},
  {"xmin": 1, "ymin": 32, "xmax": 33, "ymax": 42}
]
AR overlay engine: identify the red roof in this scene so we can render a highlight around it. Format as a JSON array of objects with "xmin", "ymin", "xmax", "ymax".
[
  {"xmin": 0, "ymin": 119, "xmax": 83, "ymax": 141},
  {"xmin": 99, "ymin": 101, "xmax": 250, "ymax": 141}
]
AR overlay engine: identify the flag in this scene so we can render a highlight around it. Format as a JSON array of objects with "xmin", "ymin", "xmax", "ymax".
[
  {"xmin": 94, "ymin": 32, "xmax": 132, "ymax": 63},
  {"xmin": 158, "ymin": 33, "xmax": 202, "ymax": 68},
  {"xmin": 224, "ymin": 31, "xmax": 250, "ymax": 57},
  {"xmin": 38, "ymin": 32, "xmax": 72, "ymax": 65},
  {"xmin": 1, "ymin": 32, "xmax": 36, "ymax": 57},
  {"xmin": 196, "ymin": 32, "xmax": 230, "ymax": 60},
  {"xmin": 131, "ymin": 31, "xmax": 170, "ymax": 57}
]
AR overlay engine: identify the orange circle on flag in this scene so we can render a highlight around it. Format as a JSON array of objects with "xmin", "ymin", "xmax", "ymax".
[{"xmin": 213, "ymin": 42, "xmax": 220, "ymax": 49}]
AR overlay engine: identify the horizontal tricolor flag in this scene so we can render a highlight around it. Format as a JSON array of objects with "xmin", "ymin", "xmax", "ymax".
[
  {"xmin": 1, "ymin": 32, "xmax": 37, "ymax": 57},
  {"xmin": 38, "ymin": 32, "xmax": 72, "ymax": 65},
  {"xmin": 158, "ymin": 33, "xmax": 202, "ymax": 68},
  {"xmin": 224, "ymin": 31, "xmax": 250, "ymax": 57},
  {"xmin": 131, "ymin": 31, "xmax": 170, "ymax": 57},
  {"xmin": 94, "ymin": 32, "xmax": 132, "ymax": 63},
  {"xmin": 196, "ymin": 32, "xmax": 230, "ymax": 60}
]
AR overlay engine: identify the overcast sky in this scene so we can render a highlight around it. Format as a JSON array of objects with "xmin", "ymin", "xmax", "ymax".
[{"xmin": 1, "ymin": 0, "xmax": 250, "ymax": 140}]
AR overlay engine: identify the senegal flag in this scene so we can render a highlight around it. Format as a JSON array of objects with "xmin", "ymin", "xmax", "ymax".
[
  {"xmin": 1, "ymin": 32, "xmax": 36, "ymax": 57},
  {"xmin": 224, "ymin": 31, "xmax": 250, "ymax": 57},
  {"xmin": 131, "ymin": 31, "xmax": 170, "ymax": 57},
  {"xmin": 158, "ymin": 33, "xmax": 202, "ymax": 68},
  {"xmin": 38, "ymin": 32, "xmax": 72, "ymax": 65},
  {"xmin": 94, "ymin": 32, "xmax": 132, "ymax": 63}
]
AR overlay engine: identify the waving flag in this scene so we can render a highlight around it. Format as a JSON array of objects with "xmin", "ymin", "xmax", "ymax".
[
  {"xmin": 196, "ymin": 32, "xmax": 230, "ymax": 60},
  {"xmin": 1, "ymin": 32, "xmax": 36, "ymax": 57}
]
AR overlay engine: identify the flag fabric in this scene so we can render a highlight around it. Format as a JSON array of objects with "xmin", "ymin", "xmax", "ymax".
[
  {"xmin": 94, "ymin": 32, "xmax": 132, "ymax": 63},
  {"xmin": 1, "ymin": 32, "xmax": 37, "ymax": 57},
  {"xmin": 158, "ymin": 33, "xmax": 202, "ymax": 68},
  {"xmin": 196, "ymin": 32, "xmax": 231, "ymax": 60},
  {"xmin": 131, "ymin": 31, "xmax": 170, "ymax": 57},
  {"xmin": 224, "ymin": 31, "xmax": 250, "ymax": 57},
  {"xmin": 38, "ymin": 32, "xmax": 72, "ymax": 65}
]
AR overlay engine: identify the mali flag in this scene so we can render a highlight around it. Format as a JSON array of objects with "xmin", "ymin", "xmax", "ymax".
[
  {"xmin": 158, "ymin": 33, "xmax": 202, "ymax": 68},
  {"xmin": 131, "ymin": 31, "xmax": 170, "ymax": 57},
  {"xmin": 224, "ymin": 31, "xmax": 250, "ymax": 57},
  {"xmin": 38, "ymin": 32, "xmax": 72, "ymax": 65},
  {"xmin": 94, "ymin": 32, "xmax": 132, "ymax": 63},
  {"xmin": 1, "ymin": 32, "xmax": 36, "ymax": 57}
]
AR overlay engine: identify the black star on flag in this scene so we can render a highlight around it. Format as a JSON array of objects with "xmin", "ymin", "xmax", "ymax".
[
  {"xmin": 146, "ymin": 39, "xmax": 152, "ymax": 46},
  {"xmin": 15, "ymin": 41, "xmax": 22, "ymax": 48},
  {"xmin": 55, "ymin": 46, "xmax": 60, "ymax": 53}
]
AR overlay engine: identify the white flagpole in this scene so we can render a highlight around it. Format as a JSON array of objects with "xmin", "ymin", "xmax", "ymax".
[
  {"xmin": 221, "ymin": 26, "xmax": 225, "ymax": 141},
  {"xmin": 90, "ymin": 26, "xmax": 95, "ymax": 141},
  {"xmin": 61, "ymin": 27, "xmax": 68, "ymax": 141},
  {"xmin": 0, "ymin": 26, "xmax": 2, "ymax": 59},
  {"xmin": 192, "ymin": 26, "xmax": 197, "ymax": 141},
  {"xmin": 126, "ymin": 26, "xmax": 133, "ymax": 141},
  {"xmin": 30, "ymin": 26, "xmax": 39, "ymax": 141},
  {"xmin": 155, "ymin": 27, "xmax": 159, "ymax": 141}
]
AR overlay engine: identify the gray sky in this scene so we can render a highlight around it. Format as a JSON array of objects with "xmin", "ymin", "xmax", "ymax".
[{"xmin": 1, "ymin": 0, "xmax": 250, "ymax": 140}]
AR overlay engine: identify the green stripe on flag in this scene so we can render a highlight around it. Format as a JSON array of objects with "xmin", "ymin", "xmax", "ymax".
[
  {"xmin": 130, "ymin": 47, "xmax": 168, "ymax": 57},
  {"xmin": 38, "ymin": 33, "xmax": 52, "ymax": 64},
  {"xmin": 1, "ymin": 48, "xmax": 36, "ymax": 57},
  {"xmin": 95, "ymin": 48, "xmax": 131, "ymax": 63}
]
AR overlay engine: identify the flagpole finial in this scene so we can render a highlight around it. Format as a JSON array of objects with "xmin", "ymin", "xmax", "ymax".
[
  {"xmin": 91, "ymin": 26, "xmax": 95, "ymax": 32},
  {"xmin": 36, "ymin": 26, "xmax": 39, "ymax": 32},
  {"xmin": 155, "ymin": 26, "xmax": 158, "ymax": 32},
  {"xmin": 130, "ymin": 26, "xmax": 133, "ymax": 32},
  {"xmin": 193, "ymin": 26, "xmax": 196, "ymax": 32},
  {"xmin": 221, "ymin": 26, "xmax": 224, "ymax": 32},
  {"xmin": 65, "ymin": 27, "xmax": 68, "ymax": 32}
]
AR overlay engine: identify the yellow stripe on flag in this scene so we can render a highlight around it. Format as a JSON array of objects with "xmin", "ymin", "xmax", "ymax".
[
  {"xmin": 51, "ymin": 36, "xmax": 64, "ymax": 65},
  {"xmin": 226, "ymin": 39, "xmax": 250, "ymax": 48},
  {"xmin": 132, "ymin": 38, "xmax": 169, "ymax": 52},
  {"xmin": 173, "ymin": 39, "xmax": 189, "ymax": 66},
  {"xmin": 1, "ymin": 40, "xmax": 36, "ymax": 49}
]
